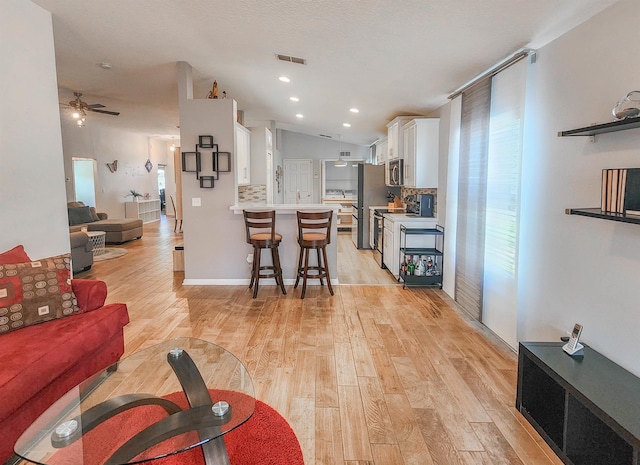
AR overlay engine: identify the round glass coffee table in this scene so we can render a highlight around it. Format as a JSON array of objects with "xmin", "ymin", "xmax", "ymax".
[{"xmin": 14, "ymin": 338, "xmax": 254, "ymax": 465}]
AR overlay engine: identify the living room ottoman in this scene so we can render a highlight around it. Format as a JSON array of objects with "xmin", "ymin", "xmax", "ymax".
[{"xmin": 86, "ymin": 218, "xmax": 143, "ymax": 244}]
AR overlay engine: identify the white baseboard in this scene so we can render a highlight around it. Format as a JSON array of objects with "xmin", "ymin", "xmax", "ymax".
[{"xmin": 182, "ymin": 278, "xmax": 339, "ymax": 286}]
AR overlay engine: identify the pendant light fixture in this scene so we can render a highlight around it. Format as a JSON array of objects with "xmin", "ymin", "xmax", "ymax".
[{"xmin": 334, "ymin": 135, "xmax": 347, "ymax": 167}]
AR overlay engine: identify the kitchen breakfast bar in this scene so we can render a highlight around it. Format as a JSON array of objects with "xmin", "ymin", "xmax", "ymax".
[{"xmin": 230, "ymin": 204, "xmax": 339, "ymax": 285}]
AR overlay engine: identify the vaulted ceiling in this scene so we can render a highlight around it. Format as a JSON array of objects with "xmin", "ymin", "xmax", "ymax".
[{"xmin": 33, "ymin": 0, "xmax": 619, "ymax": 145}]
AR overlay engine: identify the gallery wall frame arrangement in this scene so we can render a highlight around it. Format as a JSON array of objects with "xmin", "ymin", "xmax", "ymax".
[{"xmin": 181, "ymin": 135, "xmax": 231, "ymax": 189}]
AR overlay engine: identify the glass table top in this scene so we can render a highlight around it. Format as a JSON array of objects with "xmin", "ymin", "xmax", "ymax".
[{"xmin": 14, "ymin": 337, "xmax": 255, "ymax": 465}]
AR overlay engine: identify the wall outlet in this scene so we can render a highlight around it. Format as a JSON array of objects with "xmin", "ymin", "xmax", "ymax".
[
  {"xmin": 192, "ymin": 198, "xmax": 201, "ymax": 207},
  {"xmin": 246, "ymin": 254, "xmax": 253, "ymax": 264}
]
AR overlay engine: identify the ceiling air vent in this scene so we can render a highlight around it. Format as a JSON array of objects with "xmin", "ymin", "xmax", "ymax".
[
  {"xmin": 276, "ymin": 54, "xmax": 306, "ymax": 65},
  {"xmin": 319, "ymin": 134, "xmax": 333, "ymax": 139},
  {"xmin": 340, "ymin": 151, "xmax": 351, "ymax": 157}
]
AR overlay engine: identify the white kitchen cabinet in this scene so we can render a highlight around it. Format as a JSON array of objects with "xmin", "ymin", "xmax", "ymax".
[
  {"xmin": 386, "ymin": 116, "xmax": 412, "ymax": 161},
  {"xmin": 236, "ymin": 123, "xmax": 251, "ymax": 186},
  {"xmin": 375, "ymin": 137, "xmax": 387, "ymax": 166},
  {"xmin": 383, "ymin": 220, "xmax": 394, "ymax": 271},
  {"xmin": 249, "ymin": 126, "xmax": 273, "ymax": 201},
  {"xmin": 402, "ymin": 118, "xmax": 439, "ymax": 188}
]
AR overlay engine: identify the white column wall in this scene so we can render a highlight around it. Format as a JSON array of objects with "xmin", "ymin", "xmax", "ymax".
[
  {"xmin": 516, "ymin": 0, "xmax": 640, "ymax": 375},
  {"xmin": 0, "ymin": 0, "xmax": 68, "ymax": 259}
]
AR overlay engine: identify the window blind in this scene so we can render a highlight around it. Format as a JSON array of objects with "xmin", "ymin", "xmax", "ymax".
[{"xmin": 455, "ymin": 79, "xmax": 492, "ymax": 321}]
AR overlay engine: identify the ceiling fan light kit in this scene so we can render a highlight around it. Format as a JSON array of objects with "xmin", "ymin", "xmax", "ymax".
[{"xmin": 64, "ymin": 92, "xmax": 120, "ymax": 127}]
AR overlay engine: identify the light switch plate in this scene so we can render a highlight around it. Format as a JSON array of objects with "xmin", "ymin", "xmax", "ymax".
[{"xmin": 192, "ymin": 198, "xmax": 201, "ymax": 207}]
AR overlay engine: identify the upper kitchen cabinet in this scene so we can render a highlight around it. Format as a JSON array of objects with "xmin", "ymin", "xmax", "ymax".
[
  {"xmin": 387, "ymin": 116, "xmax": 413, "ymax": 160},
  {"xmin": 375, "ymin": 137, "xmax": 388, "ymax": 166},
  {"xmin": 249, "ymin": 126, "xmax": 273, "ymax": 201},
  {"xmin": 402, "ymin": 118, "xmax": 439, "ymax": 188},
  {"xmin": 236, "ymin": 123, "xmax": 250, "ymax": 186}
]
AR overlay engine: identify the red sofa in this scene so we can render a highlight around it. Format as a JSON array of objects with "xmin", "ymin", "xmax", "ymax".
[{"xmin": 0, "ymin": 246, "xmax": 129, "ymax": 464}]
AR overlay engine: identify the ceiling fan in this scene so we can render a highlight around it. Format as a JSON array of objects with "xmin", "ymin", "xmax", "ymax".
[{"xmin": 64, "ymin": 92, "xmax": 120, "ymax": 126}]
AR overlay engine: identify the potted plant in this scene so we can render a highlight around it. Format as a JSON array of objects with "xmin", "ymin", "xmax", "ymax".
[{"xmin": 127, "ymin": 190, "xmax": 143, "ymax": 202}]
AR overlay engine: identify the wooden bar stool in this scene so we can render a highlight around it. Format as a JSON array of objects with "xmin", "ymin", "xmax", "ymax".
[
  {"xmin": 243, "ymin": 210, "xmax": 287, "ymax": 298},
  {"xmin": 294, "ymin": 210, "xmax": 334, "ymax": 299}
]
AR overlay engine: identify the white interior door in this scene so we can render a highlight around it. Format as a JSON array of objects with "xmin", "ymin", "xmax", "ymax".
[
  {"xmin": 284, "ymin": 159, "xmax": 313, "ymax": 204},
  {"xmin": 72, "ymin": 158, "xmax": 97, "ymax": 206}
]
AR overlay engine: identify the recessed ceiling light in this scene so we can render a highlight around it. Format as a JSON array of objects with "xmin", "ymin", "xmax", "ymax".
[
  {"xmin": 349, "ymin": 108, "xmax": 359, "ymax": 113},
  {"xmin": 343, "ymin": 123, "xmax": 351, "ymax": 128},
  {"xmin": 290, "ymin": 96, "xmax": 299, "ymax": 102},
  {"xmin": 279, "ymin": 76, "xmax": 291, "ymax": 83},
  {"xmin": 296, "ymin": 113, "xmax": 303, "ymax": 118}
]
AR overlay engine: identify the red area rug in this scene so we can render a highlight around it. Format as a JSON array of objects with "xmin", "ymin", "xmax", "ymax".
[{"xmin": 50, "ymin": 390, "xmax": 303, "ymax": 465}]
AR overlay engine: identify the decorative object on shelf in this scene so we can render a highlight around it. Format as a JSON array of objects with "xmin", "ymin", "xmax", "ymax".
[
  {"xmin": 145, "ymin": 158, "xmax": 153, "ymax": 173},
  {"xmin": 126, "ymin": 190, "xmax": 143, "ymax": 202},
  {"xmin": 207, "ymin": 80, "xmax": 218, "ymax": 99},
  {"xmin": 600, "ymin": 168, "xmax": 640, "ymax": 214},
  {"xmin": 181, "ymin": 135, "xmax": 232, "ymax": 189},
  {"xmin": 105, "ymin": 160, "xmax": 118, "ymax": 173},
  {"xmin": 612, "ymin": 90, "xmax": 640, "ymax": 120},
  {"xmin": 275, "ymin": 165, "xmax": 283, "ymax": 193}
]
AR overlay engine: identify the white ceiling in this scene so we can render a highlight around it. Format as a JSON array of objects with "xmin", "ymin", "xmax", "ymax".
[{"xmin": 33, "ymin": 0, "xmax": 619, "ymax": 146}]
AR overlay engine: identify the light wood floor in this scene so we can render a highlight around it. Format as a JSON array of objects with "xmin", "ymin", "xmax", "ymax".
[
  {"xmin": 336, "ymin": 232, "xmax": 399, "ymax": 285},
  {"xmin": 69, "ymin": 216, "xmax": 561, "ymax": 465}
]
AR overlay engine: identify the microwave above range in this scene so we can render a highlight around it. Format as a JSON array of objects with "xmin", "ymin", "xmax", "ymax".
[{"xmin": 387, "ymin": 159, "xmax": 403, "ymax": 186}]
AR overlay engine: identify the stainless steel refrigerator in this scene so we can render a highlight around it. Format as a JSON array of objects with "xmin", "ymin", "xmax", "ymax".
[{"xmin": 351, "ymin": 164, "xmax": 388, "ymax": 249}]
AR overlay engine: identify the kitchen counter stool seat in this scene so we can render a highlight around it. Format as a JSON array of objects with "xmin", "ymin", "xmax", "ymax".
[
  {"xmin": 244, "ymin": 210, "xmax": 286, "ymax": 298},
  {"xmin": 295, "ymin": 210, "xmax": 334, "ymax": 299}
]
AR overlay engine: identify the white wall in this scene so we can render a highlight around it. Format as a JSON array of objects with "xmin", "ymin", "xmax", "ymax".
[
  {"xmin": 60, "ymin": 119, "xmax": 173, "ymax": 217},
  {"xmin": 0, "ymin": 0, "xmax": 69, "ymax": 259},
  {"xmin": 518, "ymin": 0, "xmax": 640, "ymax": 375},
  {"xmin": 279, "ymin": 130, "xmax": 369, "ymax": 203}
]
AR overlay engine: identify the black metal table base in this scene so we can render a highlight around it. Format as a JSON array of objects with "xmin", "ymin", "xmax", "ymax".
[{"xmin": 51, "ymin": 349, "xmax": 232, "ymax": 465}]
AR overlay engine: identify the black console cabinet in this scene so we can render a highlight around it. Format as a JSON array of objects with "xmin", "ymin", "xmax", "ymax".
[{"xmin": 516, "ymin": 342, "xmax": 640, "ymax": 465}]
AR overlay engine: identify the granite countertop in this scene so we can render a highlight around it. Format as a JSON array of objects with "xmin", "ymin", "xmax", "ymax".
[
  {"xmin": 383, "ymin": 212, "xmax": 438, "ymax": 221},
  {"xmin": 230, "ymin": 203, "xmax": 340, "ymax": 214}
]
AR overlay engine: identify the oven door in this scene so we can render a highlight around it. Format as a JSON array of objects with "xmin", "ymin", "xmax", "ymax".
[
  {"xmin": 373, "ymin": 213, "xmax": 385, "ymax": 268},
  {"xmin": 351, "ymin": 204, "xmax": 359, "ymax": 247}
]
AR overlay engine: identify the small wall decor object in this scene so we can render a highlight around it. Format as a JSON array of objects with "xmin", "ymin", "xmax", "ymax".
[
  {"xmin": 106, "ymin": 160, "xmax": 118, "ymax": 173},
  {"xmin": 181, "ymin": 152, "xmax": 201, "ymax": 173},
  {"xmin": 612, "ymin": 91, "xmax": 640, "ymax": 120},
  {"xmin": 145, "ymin": 159, "xmax": 153, "ymax": 173},
  {"xmin": 275, "ymin": 165, "xmax": 283, "ymax": 193},
  {"xmin": 199, "ymin": 135, "xmax": 214, "ymax": 148},
  {"xmin": 200, "ymin": 176, "xmax": 215, "ymax": 188}
]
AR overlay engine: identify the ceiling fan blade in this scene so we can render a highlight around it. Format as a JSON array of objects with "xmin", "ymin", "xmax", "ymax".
[
  {"xmin": 86, "ymin": 103, "xmax": 105, "ymax": 109},
  {"xmin": 89, "ymin": 108, "xmax": 120, "ymax": 116}
]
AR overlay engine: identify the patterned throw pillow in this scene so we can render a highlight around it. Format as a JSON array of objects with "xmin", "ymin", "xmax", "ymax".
[{"xmin": 0, "ymin": 254, "xmax": 80, "ymax": 334}]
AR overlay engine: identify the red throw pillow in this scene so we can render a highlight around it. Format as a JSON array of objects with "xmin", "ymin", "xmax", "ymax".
[
  {"xmin": 0, "ymin": 245, "xmax": 31, "ymax": 265},
  {"xmin": 0, "ymin": 254, "xmax": 80, "ymax": 334},
  {"xmin": 71, "ymin": 279, "xmax": 107, "ymax": 312}
]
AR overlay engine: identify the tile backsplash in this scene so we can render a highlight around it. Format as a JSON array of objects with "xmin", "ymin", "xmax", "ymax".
[
  {"xmin": 238, "ymin": 184, "xmax": 267, "ymax": 203},
  {"xmin": 401, "ymin": 187, "xmax": 437, "ymax": 214}
]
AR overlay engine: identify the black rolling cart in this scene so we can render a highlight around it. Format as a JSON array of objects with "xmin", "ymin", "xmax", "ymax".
[{"xmin": 398, "ymin": 224, "xmax": 444, "ymax": 289}]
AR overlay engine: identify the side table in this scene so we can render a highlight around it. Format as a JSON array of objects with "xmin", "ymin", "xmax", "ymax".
[{"xmin": 86, "ymin": 230, "xmax": 106, "ymax": 256}]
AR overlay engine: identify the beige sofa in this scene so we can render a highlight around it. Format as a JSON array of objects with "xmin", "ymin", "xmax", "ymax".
[{"xmin": 67, "ymin": 201, "xmax": 143, "ymax": 244}]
